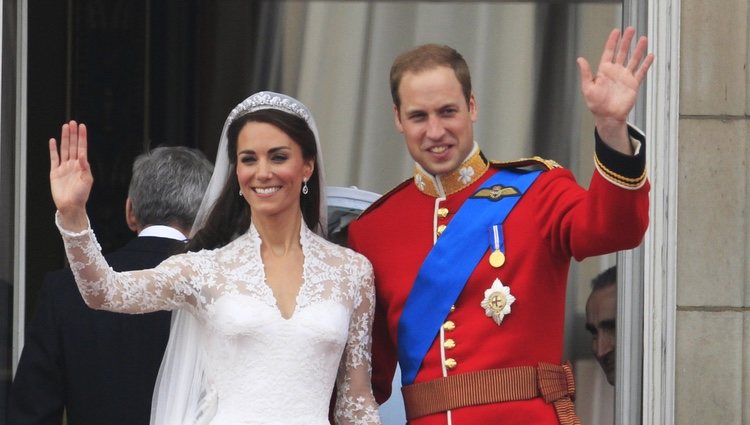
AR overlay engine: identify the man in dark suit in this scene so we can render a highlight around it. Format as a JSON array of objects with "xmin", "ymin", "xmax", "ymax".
[{"xmin": 8, "ymin": 146, "xmax": 213, "ymax": 425}]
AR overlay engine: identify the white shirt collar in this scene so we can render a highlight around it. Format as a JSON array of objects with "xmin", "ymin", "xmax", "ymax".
[{"xmin": 138, "ymin": 225, "xmax": 188, "ymax": 241}]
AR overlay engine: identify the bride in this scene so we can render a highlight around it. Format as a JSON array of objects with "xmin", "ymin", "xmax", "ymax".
[{"xmin": 49, "ymin": 92, "xmax": 381, "ymax": 425}]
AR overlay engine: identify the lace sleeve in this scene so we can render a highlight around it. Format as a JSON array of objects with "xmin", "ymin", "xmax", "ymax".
[
  {"xmin": 56, "ymin": 211, "xmax": 201, "ymax": 314},
  {"xmin": 334, "ymin": 255, "xmax": 381, "ymax": 425}
]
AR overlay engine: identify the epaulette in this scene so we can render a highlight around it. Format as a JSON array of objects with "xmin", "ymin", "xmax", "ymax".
[
  {"xmin": 490, "ymin": 155, "xmax": 562, "ymax": 171},
  {"xmin": 356, "ymin": 177, "xmax": 413, "ymax": 219}
]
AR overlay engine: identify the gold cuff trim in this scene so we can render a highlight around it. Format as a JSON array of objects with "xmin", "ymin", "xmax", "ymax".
[{"xmin": 593, "ymin": 154, "xmax": 647, "ymax": 190}]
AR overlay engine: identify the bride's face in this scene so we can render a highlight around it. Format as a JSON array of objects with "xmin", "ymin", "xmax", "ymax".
[{"xmin": 236, "ymin": 121, "xmax": 314, "ymax": 219}]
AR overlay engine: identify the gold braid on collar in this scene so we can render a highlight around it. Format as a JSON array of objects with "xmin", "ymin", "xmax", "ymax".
[{"xmin": 413, "ymin": 149, "xmax": 490, "ymax": 197}]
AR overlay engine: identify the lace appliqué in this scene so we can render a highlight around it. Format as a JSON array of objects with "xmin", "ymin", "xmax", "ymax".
[{"xmin": 56, "ymin": 212, "xmax": 380, "ymax": 424}]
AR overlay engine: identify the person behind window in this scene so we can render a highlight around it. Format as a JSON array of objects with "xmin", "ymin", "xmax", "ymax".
[{"xmin": 585, "ymin": 265, "xmax": 617, "ymax": 386}]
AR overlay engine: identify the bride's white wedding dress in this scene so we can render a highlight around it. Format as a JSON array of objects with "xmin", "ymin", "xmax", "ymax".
[{"xmin": 57, "ymin": 214, "xmax": 380, "ymax": 425}]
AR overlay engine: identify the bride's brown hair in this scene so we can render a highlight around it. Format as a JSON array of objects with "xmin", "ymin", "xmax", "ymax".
[{"xmin": 185, "ymin": 109, "xmax": 321, "ymax": 252}]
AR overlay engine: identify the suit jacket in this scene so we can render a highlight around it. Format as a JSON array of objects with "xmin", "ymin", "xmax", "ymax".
[
  {"xmin": 8, "ymin": 236, "xmax": 184, "ymax": 425},
  {"xmin": 348, "ymin": 131, "xmax": 649, "ymax": 424}
]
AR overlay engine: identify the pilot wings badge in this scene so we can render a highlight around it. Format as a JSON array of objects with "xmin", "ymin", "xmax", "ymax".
[{"xmin": 471, "ymin": 184, "xmax": 519, "ymax": 202}]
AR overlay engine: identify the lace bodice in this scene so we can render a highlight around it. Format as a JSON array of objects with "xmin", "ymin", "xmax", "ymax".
[{"xmin": 57, "ymin": 213, "xmax": 380, "ymax": 425}]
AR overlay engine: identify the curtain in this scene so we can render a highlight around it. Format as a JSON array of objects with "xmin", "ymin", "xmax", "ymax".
[{"xmin": 283, "ymin": 2, "xmax": 544, "ymax": 193}]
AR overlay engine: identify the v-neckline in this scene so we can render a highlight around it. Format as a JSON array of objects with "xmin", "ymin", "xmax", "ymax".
[
  {"xmin": 268, "ymin": 277, "xmax": 304, "ymax": 321},
  {"xmin": 252, "ymin": 223, "xmax": 307, "ymax": 321}
]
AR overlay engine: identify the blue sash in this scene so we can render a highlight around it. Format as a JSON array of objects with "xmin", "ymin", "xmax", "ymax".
[{"xmin": 397, "ymin": 168, "xmax": 542, "ymax": 385}]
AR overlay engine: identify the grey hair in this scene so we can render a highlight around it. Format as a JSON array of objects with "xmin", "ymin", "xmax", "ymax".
[{"xmin": 128, "ymin": 146, "xmax": 213, "ymax": 231}]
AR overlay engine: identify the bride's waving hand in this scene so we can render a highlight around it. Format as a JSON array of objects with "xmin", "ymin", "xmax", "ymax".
[{"xmin": 49, "ymin": 120, "xmax": 93, "ymax": 231}]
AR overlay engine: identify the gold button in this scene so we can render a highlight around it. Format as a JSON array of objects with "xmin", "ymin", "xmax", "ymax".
[
  {"xmin": 444, "ymin": 339, "xmax": 456, "ymax": 349},
  {"xmin": 437, "ymin": 208, "xmax": 449, "ymax": 218},
  {"xmin": 436, "ymin": 224, "xmax": 447, "ymax": 236},
  {"xmin": 443, "ymin": 320, "xmax": 455, "ymax": 331},
  {"xmin": 445, "ymin": 358, "xmax": 457, "ymax": 369}
]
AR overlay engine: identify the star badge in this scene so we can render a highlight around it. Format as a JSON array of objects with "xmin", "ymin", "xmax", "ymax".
[{"xmin": 480, "ymin": 278, "xmax": 516, "ymax": 325}]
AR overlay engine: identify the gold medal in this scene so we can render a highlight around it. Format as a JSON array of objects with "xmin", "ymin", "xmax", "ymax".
[
  {"xmin": 488, "ymin": 225, "xmax": 506, "ymax": 268},
  {"xmin": 489, "ymin": 249, "xmax": 505, "ymax": 268}
]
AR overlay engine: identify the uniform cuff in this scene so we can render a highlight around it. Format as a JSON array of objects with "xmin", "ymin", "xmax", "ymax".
[{"xmin": 594, "ymin": 125, "xmax": 647, "ymax": 190}]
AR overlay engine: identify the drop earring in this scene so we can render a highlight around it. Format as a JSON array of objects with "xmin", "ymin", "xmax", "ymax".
[{"xmin": 302, "ymin": 178, "xmax": 309, "ymax": 195}]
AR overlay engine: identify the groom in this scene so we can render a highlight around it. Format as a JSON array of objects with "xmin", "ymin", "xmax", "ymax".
[{"xmin": 348, "ymin": 27, "xmax": 652, "ymax": 424}]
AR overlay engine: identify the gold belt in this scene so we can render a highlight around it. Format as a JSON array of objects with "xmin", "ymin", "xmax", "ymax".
[{"xmin": 401, "ymin": 362, "xmax": 580, "ymax": 425}]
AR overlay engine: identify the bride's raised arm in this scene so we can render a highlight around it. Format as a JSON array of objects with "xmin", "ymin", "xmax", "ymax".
[{"xmin": 50, "ymin": 120, "xmax": 201, "ymax": 314}]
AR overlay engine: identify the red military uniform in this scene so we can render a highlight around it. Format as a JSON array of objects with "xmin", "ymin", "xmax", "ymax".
[{"xmin": 348, "ymin": 129, "xmax": 649, "ymax": 425}]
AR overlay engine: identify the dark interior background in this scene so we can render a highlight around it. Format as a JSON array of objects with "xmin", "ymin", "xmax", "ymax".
[{"xmin": 24, "ymin": 0, "xmax": 279, "ymax": 319}]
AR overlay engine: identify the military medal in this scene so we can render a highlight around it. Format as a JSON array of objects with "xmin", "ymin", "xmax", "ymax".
[
  {"xmin": 489, "ymin": 250, "xmax": 505, "ymax": 268},
  {"xmin": 488, "ymin": 224, "xmax": 505, "ymax": 268},
  {"xmin": 481, "ymin": 278, "xmax": 516, "ymax": 325}
]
